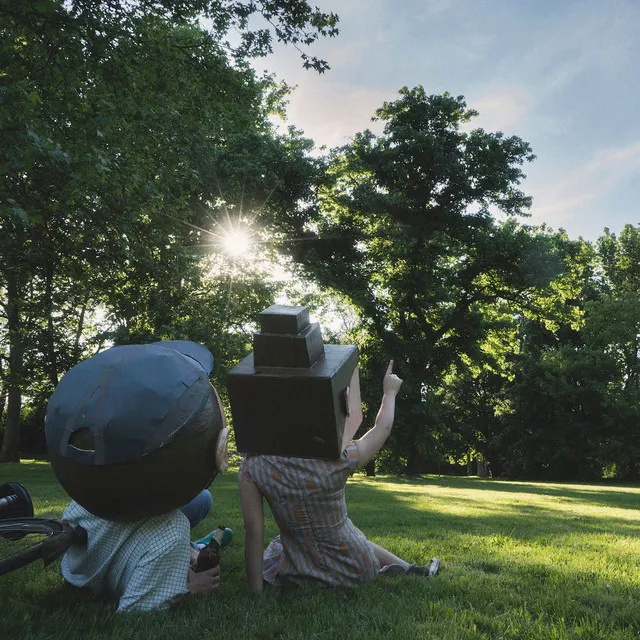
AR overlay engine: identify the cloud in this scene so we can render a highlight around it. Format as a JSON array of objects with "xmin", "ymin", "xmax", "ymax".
[
  {"xmin": 500, "ymin": 2, "xmax": 638, "ymax": 99},
  {"xmin": 531, "ymin": 141, "xmax": 640, "ymax": 221},
  {"xmin": 469, "ymin": 87, "xmax": 535, "ymax": 132},
  {"xmin": 278, "ymin": 81, "xmax": 392, "ymax": 148},
  {"xmin": 418, "ymin": 0, "xmax": 462, "ymax": 18}
]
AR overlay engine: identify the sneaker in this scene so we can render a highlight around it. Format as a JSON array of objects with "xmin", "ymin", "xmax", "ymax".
[
  {"xmin": 407, "ymin": 558, "xmax": 440, "ymax": 577},
  {"xmin": 195, "ymin": 525, "xmax": 233, "ymax": 550},
  {"xmin": 379, "ymin": 563, "xmax": 408, "ymax": 576}
]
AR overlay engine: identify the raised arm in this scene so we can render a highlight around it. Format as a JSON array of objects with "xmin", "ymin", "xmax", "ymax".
[
  {"xmin": 354, "ymin": 360, "xmax": 403, "ymax": 469},
  {"xmin": 238, "ymin": 467, "xmax": 265, "ymax": 593}
]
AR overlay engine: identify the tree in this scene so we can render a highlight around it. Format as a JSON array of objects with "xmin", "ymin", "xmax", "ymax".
[
  {"xmin": 596, "ymin": 225, "xmax": 640, "ymax": 391},
  {"xmin": 0, "ymin": 0, "xmax": 335, "ymax": 460},
  {"xmin": 489, "ymin": 229, "xmax": 640, "ymax": 480},
  {"xmin": 286, "ymin": 87, "xmax": 555, "ymax": 472},
  {"xmin": 586, "ymin": 225, "xmax": 640, "ymax": 477}
]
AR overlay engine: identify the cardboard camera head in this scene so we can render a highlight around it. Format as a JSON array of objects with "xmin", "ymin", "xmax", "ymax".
[
  {"xmin": 227, "ymin": 305, "xmax": 363, "ymax": 459},
  {"xmin": 45, "ymin": 341, "xmax": 229, "ymax": 521}
]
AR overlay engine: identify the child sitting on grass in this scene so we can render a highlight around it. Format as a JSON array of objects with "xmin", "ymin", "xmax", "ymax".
[{"xmin": 239, "ymin": 361, "xmax": 440, "ymax": 592}]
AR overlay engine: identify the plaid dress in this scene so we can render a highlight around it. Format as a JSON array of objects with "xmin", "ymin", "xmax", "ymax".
[{"xmin": 240, "ymin": 442, "xmax": 380, "ymax": 587}]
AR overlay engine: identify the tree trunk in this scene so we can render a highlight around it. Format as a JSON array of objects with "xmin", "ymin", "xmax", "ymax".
[
  {"xmin": 0, "ymin": 357, "xmax": 5, "ymax": 424},
  {"xmin": 43, "ymin": 259, "xmax": 59, "ymax": 388},
  {"xmin": 404, "ymin": 357, "xmax": 428, "ymax": 475},
  {"xmin": 466, "ymin": 455, "xmax": 476, "ymax": 476},
  {"xmin": 0, "ymin": 271, "xmax": 24, "ymax": 462},
  {"xmin": 73, "ymin": 300, "xmax": 87, "ymax": 362}
]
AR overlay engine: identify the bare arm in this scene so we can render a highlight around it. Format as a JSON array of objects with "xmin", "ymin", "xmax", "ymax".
[
  {"xmin": 239, "ymin": 467, "xmax": 265, "ymax": 593},
  {"xmin": 354, "ymin": 360, "xmax": 403, "ymax": 469}
]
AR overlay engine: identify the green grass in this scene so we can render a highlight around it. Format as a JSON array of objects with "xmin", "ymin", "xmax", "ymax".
[{"xmin": 1, "ymin": 462, "xmax": 640, "ymax": 639}]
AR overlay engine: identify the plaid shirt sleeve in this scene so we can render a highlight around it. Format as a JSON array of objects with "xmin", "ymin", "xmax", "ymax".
[
  {"xmin": 117, "ymin": 515, "xmax": 190, "ymax": 612},
  {"xmin": 344, "ymin": 441, "xmax": 361, "ymax": 475}
]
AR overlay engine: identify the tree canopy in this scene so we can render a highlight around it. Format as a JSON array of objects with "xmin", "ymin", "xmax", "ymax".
[
  {"xmin": 0, "ymin": 0, "xmax": 331, "ymax": 460},
  {"xmin": 2, "ymin": 4, "xmax": 639, "ymax": 480}
]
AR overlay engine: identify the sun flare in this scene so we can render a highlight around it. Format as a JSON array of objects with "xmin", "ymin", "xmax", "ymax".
[{"xmin": 222, "ymin": 228, "xmax": 251, "ymax": 258}]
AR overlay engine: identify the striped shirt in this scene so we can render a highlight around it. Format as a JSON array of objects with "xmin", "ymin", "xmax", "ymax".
[
  {"xmin": 61, "ymin": 501, "xmax": 190, "ymax": 612},
  {"xmin": 240, "ymin": 441, "xmax": 380, "ymax": 587}
]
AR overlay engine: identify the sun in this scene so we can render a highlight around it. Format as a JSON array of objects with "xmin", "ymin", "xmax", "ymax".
[{"xmin": 222, "ymin": 228, "xmax": 251, "ymax": 259}]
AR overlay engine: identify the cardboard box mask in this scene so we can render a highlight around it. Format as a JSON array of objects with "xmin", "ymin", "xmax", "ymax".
[{"xmin": 227, "ymin": 305, "xmax": 362, "ymax": 458}]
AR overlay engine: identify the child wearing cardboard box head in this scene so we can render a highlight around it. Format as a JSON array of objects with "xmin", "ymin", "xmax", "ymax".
[
  {"xmin": 45, "ymin": 341, "xmax": 231, "ymax": 612},
  {"xmin": 232, "ymin": 306, "xmax": 439, "ymax": 592}
]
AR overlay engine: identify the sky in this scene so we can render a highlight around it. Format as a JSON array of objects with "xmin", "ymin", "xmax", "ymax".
[{"xmin": 253, "ymin": 0, "xmax": 640, "ymax": 243}]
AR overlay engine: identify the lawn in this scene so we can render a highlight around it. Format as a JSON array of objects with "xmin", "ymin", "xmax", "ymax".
[{"xmin": 1, "ymin": 461, "xmax": 639, "ymax": 640}]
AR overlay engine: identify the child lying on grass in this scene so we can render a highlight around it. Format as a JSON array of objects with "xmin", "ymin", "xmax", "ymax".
[{"xmin": 46, "ymin": 341, "xmax": 231, "ymax": 612}]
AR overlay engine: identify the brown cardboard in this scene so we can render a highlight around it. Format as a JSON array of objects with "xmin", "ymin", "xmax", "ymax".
[
  {"xmin": 228, "ymin": 318, "xmax": 360, "ymax": 458},
  {"xmin": 259, "ymin": 305, "xmax": 310, "ymax": 334},
  {"xmin": 253, "ymin": 322, "xmax": 325, "ymax": 368},
  {"xmin": 341, "ymin": 366, "xmax": 363, "ymax": 450}
]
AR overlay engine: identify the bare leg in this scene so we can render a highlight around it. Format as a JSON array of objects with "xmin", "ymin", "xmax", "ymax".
[
  {"xmin": 368, "ymin": 541, "xmax": 409, "ymax": 570},
  {"xmin": 369, "ymin": 541, "xmax": 440, "ymax": 577}
]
